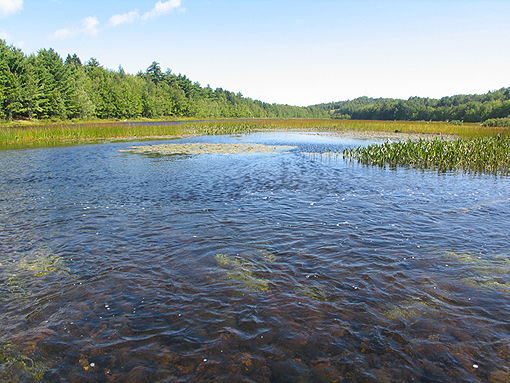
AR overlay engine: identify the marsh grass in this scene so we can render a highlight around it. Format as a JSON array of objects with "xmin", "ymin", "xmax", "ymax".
[
  {"xmin": 1, "ymin": 119, "xmax": 509, "ymax": 147},
  {"xmin": 343, "ymin": 136, "xmax": 510, "ymax": 175},
  {"xmin": 0, "ymin": 122, "xmax": 184, "ymax": 147},
  {"xmin": 182, "ymin": 122, "xmax": 259, "ymax": 136}
]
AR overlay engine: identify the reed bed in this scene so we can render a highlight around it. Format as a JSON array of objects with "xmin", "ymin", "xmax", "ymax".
[
  {"xmin": 343, "ymin": 136, "xmax": 510, "ymax": 175},
  {"xmin": 181, "ymin": 122, "xmax": 258, "ymax": 136},
  {"xmin": 0, "ymin": 122, "xmax": 184, "ymax": 146},
  {"xmin": 256, "ymin": 119, "xmax": 509, "ymax": 139},
  {"xmin": 1, "ymin": 119, "xmax": 509, "ymax": 147}
]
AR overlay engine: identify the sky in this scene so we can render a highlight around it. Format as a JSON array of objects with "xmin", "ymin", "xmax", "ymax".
[{"xmin": 1, "ymin": 0, "xmax": 509, "ymax": 106}]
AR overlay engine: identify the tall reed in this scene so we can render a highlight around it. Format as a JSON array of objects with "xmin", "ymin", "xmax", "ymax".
[
  {"xmin": 1, "ymin": 119, "xmax": 508, "ymax": 147},
  {"xmin": 0, "ymin": 122, "xmax": 183, "ymax": 146},
  {"xmin": 343, "ymin": 136, "xmax": 510, "ymax": 175}
]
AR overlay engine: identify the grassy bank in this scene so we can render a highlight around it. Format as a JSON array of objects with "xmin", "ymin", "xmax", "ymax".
[{"xmin": 1, "ymin": 119, "xmax": 509, "ymax": 147}]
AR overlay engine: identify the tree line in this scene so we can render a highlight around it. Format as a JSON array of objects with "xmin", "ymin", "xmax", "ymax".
[
  {"xmin": 315, "ymin": 89, "xmax": 510, "ymax": 123},
  {"xmin": 0, "ymin": 40, "xmax": 327, "ymax": 122}
]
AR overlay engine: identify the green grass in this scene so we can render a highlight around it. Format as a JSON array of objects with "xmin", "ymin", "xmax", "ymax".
[
  {"xmin": 1, "ymin": 118, "xmax": 509, "ymax": 147},
  {"xmin": 0, "ymin": 122, "xmax": 183, "ymax": 147},
  {"xmin": 343, "ymin": 136, "xmax": 510, "ymax": 175}
]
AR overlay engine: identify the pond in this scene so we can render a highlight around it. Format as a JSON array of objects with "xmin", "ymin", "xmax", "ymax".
[{"xmin": 0, "ymin": 131, "xmax": 509, "ymax": 382}]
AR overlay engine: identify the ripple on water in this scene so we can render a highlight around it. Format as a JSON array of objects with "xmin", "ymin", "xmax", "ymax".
[{"xmin": 0, "ymin": 132, "xmax": 509, "ymax": 381}]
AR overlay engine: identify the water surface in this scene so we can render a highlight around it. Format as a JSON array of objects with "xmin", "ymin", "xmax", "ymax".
[{"xmin": 1, "ymin": 132, "xmax": 509, "ymax": 382}]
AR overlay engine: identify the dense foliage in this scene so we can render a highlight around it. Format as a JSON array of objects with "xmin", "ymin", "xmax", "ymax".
[
  {"xmin": 316, "ymin": 89, "xmax": 510, "ymax": 123},
  {"xmin": 0, "ymin": 40, "xmax": 327, "ymax": 121},
  {"xmin": 482, "ymin": 117, "xmax": 510, "ymax": 128}
]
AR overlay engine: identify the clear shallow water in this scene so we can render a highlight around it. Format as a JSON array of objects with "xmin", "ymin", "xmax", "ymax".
[{"xmin": 0, "ymin": 131, "xmax": 509, "ymax": 382}]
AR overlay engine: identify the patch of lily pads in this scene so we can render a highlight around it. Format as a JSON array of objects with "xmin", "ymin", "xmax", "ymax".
[{"xmin": 120, "ymin": 143, "xmax": 297, "ymax": 156}]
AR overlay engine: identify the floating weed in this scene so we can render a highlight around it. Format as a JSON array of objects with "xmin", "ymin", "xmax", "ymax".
[
  {"xmin": 343, "ymin": 136, "xmax": 510, "ymax": 175},
  {"xmin": 215, "ymin": 254, "xmax": 270, "ymax": 292},
  {"xmin": 120, "ymin": 143, "xmax": 297, "ymax": 156}
]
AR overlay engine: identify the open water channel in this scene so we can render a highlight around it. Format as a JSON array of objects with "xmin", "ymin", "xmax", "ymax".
[{"xmin": 0, "ymin": 131, "xmax": 509, "ymax": 382}]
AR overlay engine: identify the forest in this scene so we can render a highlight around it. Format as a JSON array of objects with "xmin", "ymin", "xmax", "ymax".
[
  {"xmin": 0, "ymin": 40, "xmax": 327, "ymax": 122},
  {"xmin": 315, "ymin": 88, "xmax": 510, "ymax": 124},
  {"xmin": 2, "ymin": 40, "xmax": 509, "ymax": 125}
]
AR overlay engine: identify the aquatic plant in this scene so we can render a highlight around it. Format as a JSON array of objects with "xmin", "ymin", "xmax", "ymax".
[
  {"xmin": 343, "ymin": 136, "xmax": 510, "ymax": 175},
  {"xmin": 0, "ymin": 122, "xmax": 184, "ymax": 146},
  {"xmin": 2, "ymin": 247, "xmax": 69, "ymax": 297},
  {"xmin": 120, "ymin": 142, "xmax": 297, "ymax": 156},
  {"xmin": 0, "ymin": 342, "xmax": 48, "ymax": 382},
  {"xmin": 445, "ymin": 251, "xmax": 510, "ymax": 294},
  {"xmin": 2, "ymin": 118, "xmax": 509, "ymax": 147},
  {"xmin": 384, "ymin": 299, "xmax": 436, "ymax": 320},
  {"xmin": 482, "ymin": 117, "xmax": 510, "ymax": 127},
  {"xmin": 215, "ymin": 254, "xmax": 270, "ymax": 292},
  {"xmin": 181, "ymin": 122, "xmax": 258, "ymax": 136},
  {"xmin": 298, "ymin": 283, "xmax": 329, "ymax": 301}
]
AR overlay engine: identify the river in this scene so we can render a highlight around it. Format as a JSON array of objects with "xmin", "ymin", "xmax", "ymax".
[{"xmin": 1, "ymin": 131, "xmax": 509, "ymax": 382}]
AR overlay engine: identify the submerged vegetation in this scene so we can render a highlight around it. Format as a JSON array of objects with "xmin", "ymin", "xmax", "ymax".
[
  {"xmin": 343, "ymin": 136, "xmax": 510, "ymax": 175},
  {"xmin": 215, "ymin": 253, "xmax": 271, "ymax": 292}
]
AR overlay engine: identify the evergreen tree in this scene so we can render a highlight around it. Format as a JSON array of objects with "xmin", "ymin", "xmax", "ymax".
[{"xmin": 0, "ymin": 40, "xmax": 25, "ymax": 120}]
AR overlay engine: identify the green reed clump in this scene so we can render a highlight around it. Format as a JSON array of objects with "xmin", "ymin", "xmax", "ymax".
[
  {"xmin": 181, "ymin": 122, "xmax": 257, "ymax": 136},
  {"xmin": 482, "ymin": 117, "xmax": 510, "ymax": 128},
  {"xmin": 0, "ymin": 122, "xmax": 184, "ymax": 146},
  {"xmin": 343, "ymin": 136, "xmax": 510, "ymax": 175}
]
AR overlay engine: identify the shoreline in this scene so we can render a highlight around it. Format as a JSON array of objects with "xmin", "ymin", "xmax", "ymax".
[{"xmin": 304, "ymin": 129, "xmax": 456, "ymax": 142}]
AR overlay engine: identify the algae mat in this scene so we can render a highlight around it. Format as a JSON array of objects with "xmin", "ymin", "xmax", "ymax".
[{"xmin": 120, "ymin": 143, "xmax": 297, "ymax": 155}]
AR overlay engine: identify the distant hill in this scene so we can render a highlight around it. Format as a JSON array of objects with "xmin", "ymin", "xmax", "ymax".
[
  {"xmin": 314, "ymin": 88, "xmax": 510, "ymax": 123},
  {"xmin": 0, "ymin": 40, "xmax": 327, "ymax": 122}
]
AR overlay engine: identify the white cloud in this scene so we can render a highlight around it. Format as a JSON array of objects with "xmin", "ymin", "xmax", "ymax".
[
  {"xmin": 83, "ymin": 16, "xmax": 100, "ymax": 36},
  {"xmin": 109, "ymin": 10, "xmax": 140, "ymax": 27},
  {"xmin": 142, "ymin": 0, "xmax": 181, "ymax": 20},
  {"xmin": 0, "ymin": 31, "xmax": 11, "ymax": 39},
  {"xmin": 51, "ymin": 16, "xmax": 100, "ymax": 39},
  {"xmin": 0, "ymin": 0, "xmax": 23, "ymax": 16},
  {"xmin": 52, "ymin": 27, "xmax": 73, "ymax": 40}
]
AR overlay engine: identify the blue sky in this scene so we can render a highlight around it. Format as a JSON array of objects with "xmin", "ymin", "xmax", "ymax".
[{"xmin": 1, "ymin": 0, "xmax": 509, "ymax": 106}]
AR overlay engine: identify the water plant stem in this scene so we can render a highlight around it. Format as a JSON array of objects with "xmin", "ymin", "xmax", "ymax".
[{"xmin": 343, "ymin": 136, "xmax": 510, "ymax": 175}]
